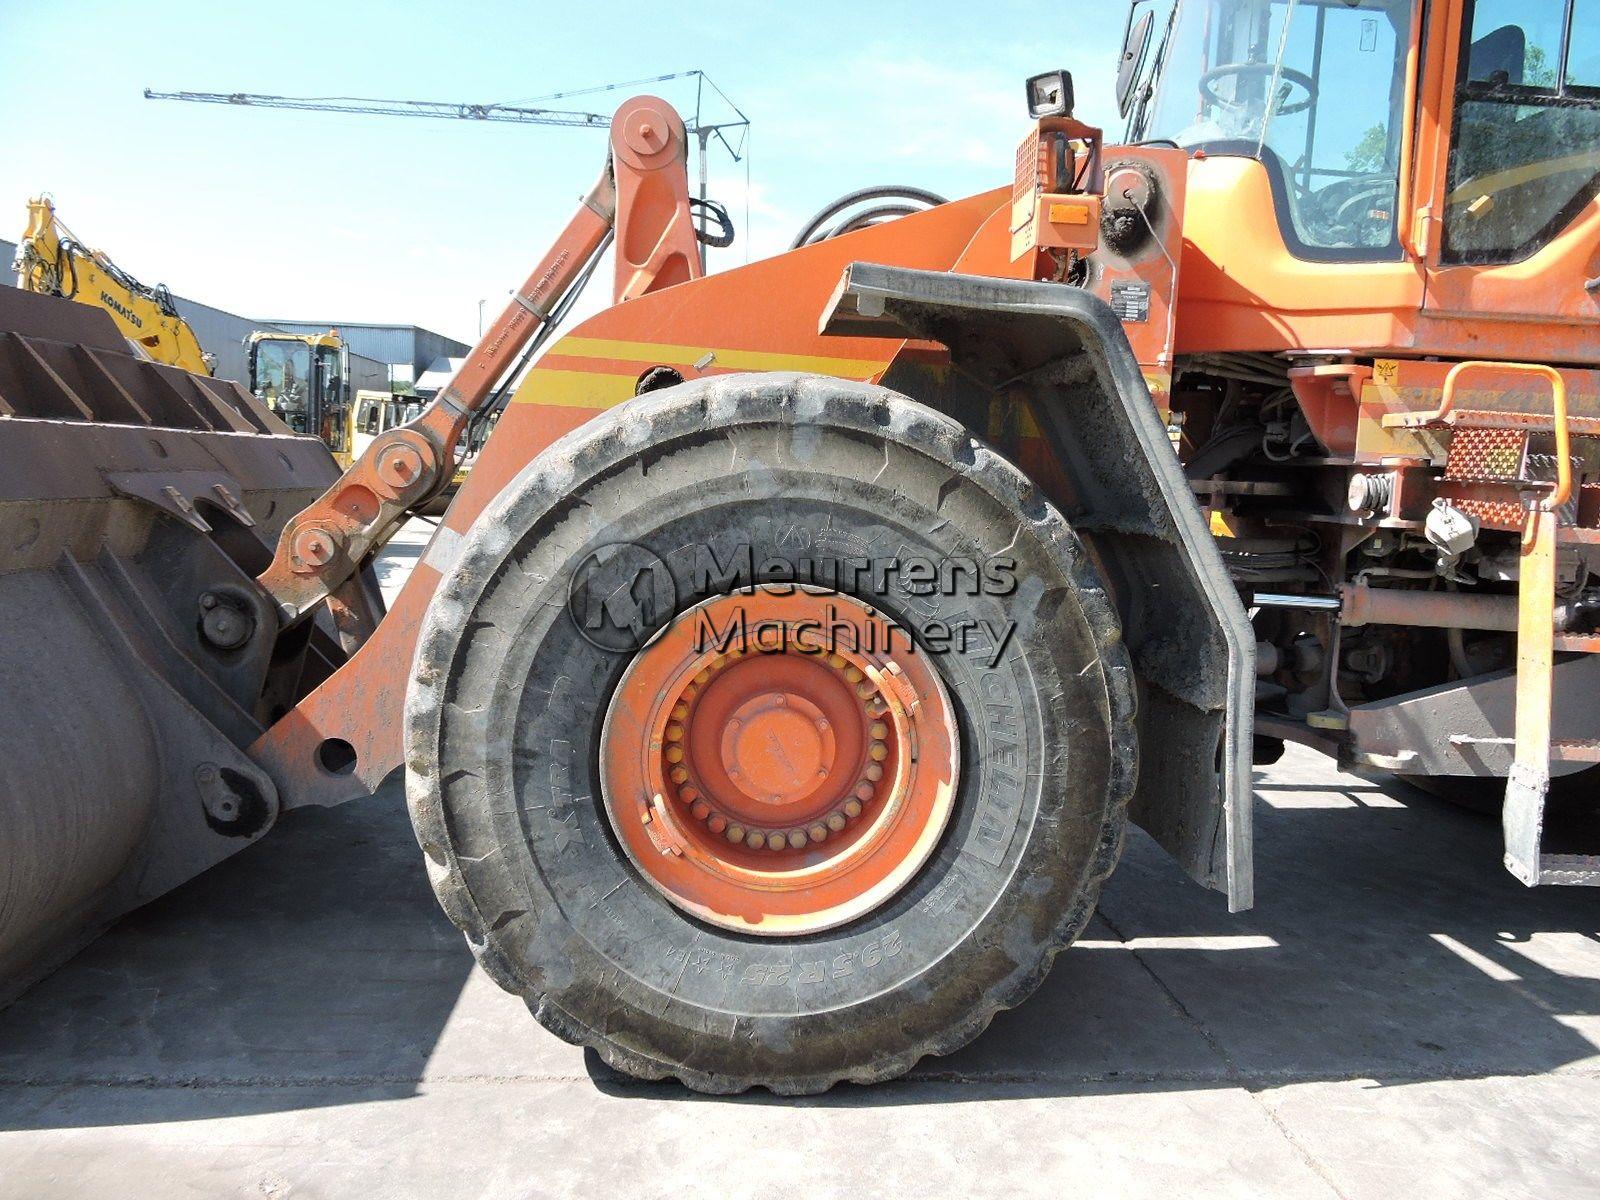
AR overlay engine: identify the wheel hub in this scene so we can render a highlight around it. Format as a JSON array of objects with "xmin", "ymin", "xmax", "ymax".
[
  {"xmin": 599, "ymin": 586, "xmax": 959, "ymax": 935},
  {"xmin": 719, "ymin": 692, "xmax": 835, "ymax": 807}
]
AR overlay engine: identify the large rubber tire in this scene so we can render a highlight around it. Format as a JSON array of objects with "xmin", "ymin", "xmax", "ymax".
[{"xmin": 405, "ymin": 373, "xmax": 1137, "ymax": 1093}]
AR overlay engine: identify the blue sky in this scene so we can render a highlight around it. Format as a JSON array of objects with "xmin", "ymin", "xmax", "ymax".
[{"xmin": 0, "ymin": 1, "xmax": 1123, "ymax": 342}]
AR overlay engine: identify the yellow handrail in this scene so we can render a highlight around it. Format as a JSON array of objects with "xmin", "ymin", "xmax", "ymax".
[{"xmin": 1430, "ymin": 360, "xmax": 1571, "ymax": 513}]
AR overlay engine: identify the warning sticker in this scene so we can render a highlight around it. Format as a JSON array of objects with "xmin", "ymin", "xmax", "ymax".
[{"xmin": 1110, "ymin": 280, "xmax": 1150, "ymax": 323}]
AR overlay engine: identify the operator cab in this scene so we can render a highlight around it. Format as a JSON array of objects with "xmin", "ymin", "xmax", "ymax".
[
  {"xmin": 247, "ymin": 334, "xmax": 351, "ymax": 460},
  {"xmin": 1125, "ymin": 0, "xmax": 1600, "ymax": 265},
  {"xmin": 1129, "ymin": 0, "xmax": 1415, "ymax": 256},
  {"xmin": 1444, "ymin": 0, "xmax": 1600, "ymax": 263}
]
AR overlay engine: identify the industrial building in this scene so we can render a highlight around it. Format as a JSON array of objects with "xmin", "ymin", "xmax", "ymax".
[
  {"xmin": 260, "ymin": 320, "xmax": 471, "ymax": 391},
  {"xmin": 2, "ymin": 236, "xmax": 420, "ymax": 392}
]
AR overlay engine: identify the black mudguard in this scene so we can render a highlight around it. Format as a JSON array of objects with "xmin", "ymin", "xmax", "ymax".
[{"xmin": 823, "ymin": 262, "xmax": 1255, "ymax": 910}]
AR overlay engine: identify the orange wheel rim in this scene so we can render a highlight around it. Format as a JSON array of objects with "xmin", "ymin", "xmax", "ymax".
[{"xmin": 600, "ymin": 586, "xmax": 960, "ymax": 935}]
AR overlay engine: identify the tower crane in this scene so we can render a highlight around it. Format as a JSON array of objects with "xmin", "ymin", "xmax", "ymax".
[{"xmin": 143, "ymin": 71, "xmax": 749, "ymax": 261}]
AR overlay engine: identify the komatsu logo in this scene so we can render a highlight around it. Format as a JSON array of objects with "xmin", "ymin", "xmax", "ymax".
[{"xmin": 99, "ymin": 291, "xmax": 142, "ymax": 329}]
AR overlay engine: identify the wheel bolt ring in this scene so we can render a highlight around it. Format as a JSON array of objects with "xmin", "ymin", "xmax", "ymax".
[{"xmin": 599, "ymin": 586, "xmax": 959, "ymax": 936}]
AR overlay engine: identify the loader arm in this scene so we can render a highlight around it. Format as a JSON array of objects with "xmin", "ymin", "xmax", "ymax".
[
  {"xmin": 253, "ymin": 167, "xmax": 617, "ymax": 622},
  {"xmin": 253, "ymin": 95, "xmax": 705, "ymax": 623}
]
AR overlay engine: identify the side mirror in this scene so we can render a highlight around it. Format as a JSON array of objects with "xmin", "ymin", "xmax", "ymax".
[{"xmin": 1117, "ymin": 9, "xmax": 1156, "ymax": 118}]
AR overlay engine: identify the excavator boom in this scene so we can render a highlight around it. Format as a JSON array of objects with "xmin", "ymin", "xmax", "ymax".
[{"xmin": 13, "ymin": 197, "xmax": 215, "ymax": 375}]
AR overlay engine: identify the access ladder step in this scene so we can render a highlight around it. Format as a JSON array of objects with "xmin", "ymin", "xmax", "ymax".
[
  {"xmin": 1552, "ymin": 634, "xmax": 1600, "ymax": 653},
  {"xmin": 1383, "ymin": 408, "xmax": 1600, "ymax": 435},
  {"xmin": 1550, "ymin": 740, "xmax": 1600, "ymax": 763}
]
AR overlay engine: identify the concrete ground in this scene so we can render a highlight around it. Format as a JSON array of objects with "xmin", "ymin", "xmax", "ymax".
[{"xmin": 2, "ymin": 521, "xmax": 1598, "ymax": 1198}]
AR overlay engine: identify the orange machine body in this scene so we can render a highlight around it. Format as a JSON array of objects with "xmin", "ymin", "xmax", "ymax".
[
  {"xmin": 256, "ymin": 0, "xmax": 1599, "ymax": 821},
  {"xmin": 252, "ymin": 130, "xmax": 1207, "ymax": 806}
]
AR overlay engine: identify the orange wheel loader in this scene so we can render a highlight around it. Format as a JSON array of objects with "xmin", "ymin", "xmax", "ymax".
[{"xmin": 3, "ymin": 1, "xmax": 1598, "ymax": 1092}]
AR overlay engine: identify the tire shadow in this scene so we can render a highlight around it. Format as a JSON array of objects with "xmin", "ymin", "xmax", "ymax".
[
  {"xmin": 586, "ymin": 751, "xmax": 1600, "ymax": 1107},
  {"xmin": 4, "ymin": 751, "xmax": 1597, "ymax": 1127}
]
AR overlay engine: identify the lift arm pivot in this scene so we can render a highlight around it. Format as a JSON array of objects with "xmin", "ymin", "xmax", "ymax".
[{"xmin": 254, "ymin": 95, "xmax": 703, "ymax": 621}]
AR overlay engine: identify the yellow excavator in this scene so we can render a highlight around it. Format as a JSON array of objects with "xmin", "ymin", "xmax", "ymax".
[
  {"xmin": 16, "ymin": 197, "xmax": 386, "ymax": 474},
  {"xmin": 13, "ymin": 196, "xmax": 216, "ymax": 375}
]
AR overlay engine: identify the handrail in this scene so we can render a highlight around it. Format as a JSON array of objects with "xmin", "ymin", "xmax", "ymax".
[
  {"xmin": 1430, "ymin": 361, "xmax": 1570, "ymax": 513},
  {"xmin": 1395, "ymin": 0, "xmax": 1424, "ymax": 259}
]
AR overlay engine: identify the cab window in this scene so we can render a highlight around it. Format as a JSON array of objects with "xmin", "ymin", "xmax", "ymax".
[
  {"xmin": 1442, "ymin": 0, "xmax": 1600, "ymax": 263},
  {"xmin": 315, "ymin": 346, "xmax": 348, "ymax": 453},
  {"xmin": 253, "ymin": 341, "xmax": 311, "ymax": 434},
  {"xmin": 1139, "ymin": 0, "xmax": 1415, "ymax": 259}
]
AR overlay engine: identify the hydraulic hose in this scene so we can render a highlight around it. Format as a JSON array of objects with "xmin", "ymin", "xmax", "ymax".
[{"xmin": 789, "ymin": 185, "xmax": 948, "ymax": 249}]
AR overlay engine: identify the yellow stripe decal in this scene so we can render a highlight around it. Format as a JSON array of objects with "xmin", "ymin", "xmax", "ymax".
[
  {"xmin": 553, "ymin": 336, "xmax": 891, "ymax": 379},
  {"xmin": 515, "ymin": 369, "xmax": 639, "ymax": 408}
]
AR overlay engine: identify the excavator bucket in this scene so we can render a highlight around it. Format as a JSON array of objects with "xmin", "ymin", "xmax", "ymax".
[{"xmin": 0, "ymin": 286, "xmax": 342, "ymax": 1003}]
